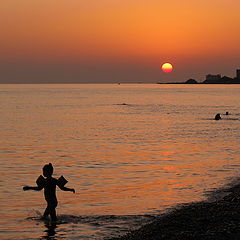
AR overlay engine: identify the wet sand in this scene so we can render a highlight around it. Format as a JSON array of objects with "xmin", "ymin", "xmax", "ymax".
[{"xmin": 110, "ymin": 182, "xmax": 240, "ymax": 240}]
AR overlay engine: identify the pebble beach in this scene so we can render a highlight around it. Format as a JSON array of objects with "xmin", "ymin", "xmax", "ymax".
[{"xmin": 111, "ymin": 181, "xmax": 240, "ymax": 240}]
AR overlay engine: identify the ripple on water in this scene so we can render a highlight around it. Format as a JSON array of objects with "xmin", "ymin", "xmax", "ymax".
[{"xmin": 26, "ymin": 214, "xmax": 157, "ymax": 240}]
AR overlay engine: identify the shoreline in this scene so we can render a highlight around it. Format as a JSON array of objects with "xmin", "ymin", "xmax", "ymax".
[{"xmin": 109, "ymin": 180, "xmax": 240, "ymax": 240}]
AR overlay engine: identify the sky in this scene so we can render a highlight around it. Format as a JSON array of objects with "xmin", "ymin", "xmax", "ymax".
[{"xmin": 0, "ymin": 0, "xmax": 240, "ymax": 83}]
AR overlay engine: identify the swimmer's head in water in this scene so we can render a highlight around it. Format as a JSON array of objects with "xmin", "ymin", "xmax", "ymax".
[{"xmin": 43, "ymin": 163, "xmax": 54, "ymax": 177}]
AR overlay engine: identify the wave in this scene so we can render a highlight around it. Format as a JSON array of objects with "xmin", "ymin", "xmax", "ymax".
[{"xmin": 28, "ymin": 213, "xmax": 156, "ymax": 225}]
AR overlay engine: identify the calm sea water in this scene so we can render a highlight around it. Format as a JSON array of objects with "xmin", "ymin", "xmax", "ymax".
[{"xmin": 0, "ymin": 84, "xmax": 240, "ymax": 239}]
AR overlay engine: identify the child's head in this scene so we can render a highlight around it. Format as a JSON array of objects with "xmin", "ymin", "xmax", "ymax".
[{"xmin": 43, "ymin": 163, "xmax": 54, "ymax": 177}]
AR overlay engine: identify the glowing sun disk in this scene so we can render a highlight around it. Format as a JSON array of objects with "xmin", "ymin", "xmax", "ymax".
[{"xmin": 162, "ymin": 63, "xmax": 173, "ymax": 73}]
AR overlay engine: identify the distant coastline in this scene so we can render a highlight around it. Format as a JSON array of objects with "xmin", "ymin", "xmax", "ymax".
[
  {"xmin": 157, "ymin": 80, "xmax": 240, "ymax": 84},
  {"xmin": 158, "ymin": 69, "xmax": 240, "ymax": 84},
  {"xmin": 1, "ymin": 69, "xmax": 240, "ymax": 84}
]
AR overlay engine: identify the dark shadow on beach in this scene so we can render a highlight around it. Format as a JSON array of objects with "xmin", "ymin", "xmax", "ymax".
[{"xmin": 109, "ymin": 179, "xmax": 240, "ymax": 240}]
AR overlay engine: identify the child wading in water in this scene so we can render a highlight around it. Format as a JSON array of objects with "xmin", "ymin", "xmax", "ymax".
[{"xmin": 23, "ymin": 163, "xmax": 75, "ymax": 222}]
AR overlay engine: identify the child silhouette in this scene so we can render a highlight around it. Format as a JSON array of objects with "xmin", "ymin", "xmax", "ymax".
[{"xmin": 23, "ymin": 163, "xmax": 75, "ymax": 221}]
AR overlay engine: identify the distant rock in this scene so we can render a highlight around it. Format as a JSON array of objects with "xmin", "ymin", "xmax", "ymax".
[
  {"xmin": 157, "ymin": 79, "xmax": 199, "ymax": 84},
  {"xmin": 185, "ymin": 79, "xmax": 198, "ymax": 84}
]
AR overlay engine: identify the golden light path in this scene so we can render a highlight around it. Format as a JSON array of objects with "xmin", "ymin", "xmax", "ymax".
[{"xmin": 162, "ymin": 63, "xmax": 173, "ymax": 73}]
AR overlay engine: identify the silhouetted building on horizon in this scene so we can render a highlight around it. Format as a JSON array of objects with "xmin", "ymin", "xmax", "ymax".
[
  {"xmin": 203, "ymin": 74, "xmax": 222, "ymax": 84},
  {"xmin": 237, "ymin": 69, "xmax": 240, "ymax": 79},
  {"xmin": 206, "ymin": 74, "xmax": 221, "ymax": 81},
  {"xmin": 202, "ymin": 69, "xmax": 240, "ymax": 84}
]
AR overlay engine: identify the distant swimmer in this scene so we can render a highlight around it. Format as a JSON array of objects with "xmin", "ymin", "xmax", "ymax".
[
  {"xmin": 23, "ymin": 163, "xmax": 75, "ymax": 222},
  {"xmin": 215, "ymin": 113, "xmax": 221, "ymax": 120},
  {"xmin": 116, "ymin": 103, "xmax": 128, "ymax": 105}
]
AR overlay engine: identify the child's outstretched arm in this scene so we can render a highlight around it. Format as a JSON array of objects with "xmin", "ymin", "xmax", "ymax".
[
  {"xmin": 23, "ymin": 185, "xmax": 43, "ymax": 191},
  {"xmin": 57, "ymin": 176, "xmax": 75, "ymax": 193},
  {"xmin": 59, "ymin": 185, "xmax": 75, "ymax": 193},
  {"xmin": 23, "ymin": 175, "xmax": 45, "ymax": 191}
]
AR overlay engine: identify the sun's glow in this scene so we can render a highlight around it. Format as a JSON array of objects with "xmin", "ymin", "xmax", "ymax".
[{"xmin": 161, "ymin": 63, "xmax": 173, "ymax": 73}]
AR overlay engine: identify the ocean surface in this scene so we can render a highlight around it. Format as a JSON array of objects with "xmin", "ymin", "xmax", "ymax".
[{"xmin": 0, "ymin": 84, "xmax": 239, "ymax": 240}]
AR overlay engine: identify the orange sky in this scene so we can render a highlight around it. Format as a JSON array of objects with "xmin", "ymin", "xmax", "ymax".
[{"xmin": 0, "ymin": 0, "xmax": 240, "ymax": 83}]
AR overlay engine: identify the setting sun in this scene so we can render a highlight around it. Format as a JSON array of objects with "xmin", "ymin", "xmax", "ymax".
[{"xmin": 161, "ymin": 63, "xmax": 173, "ymax": 73}]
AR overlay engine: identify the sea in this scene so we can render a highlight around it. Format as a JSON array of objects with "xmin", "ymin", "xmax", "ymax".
[{"xmin": 0, "ymin": 84, "xmax": 239, "ymax": 240}]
